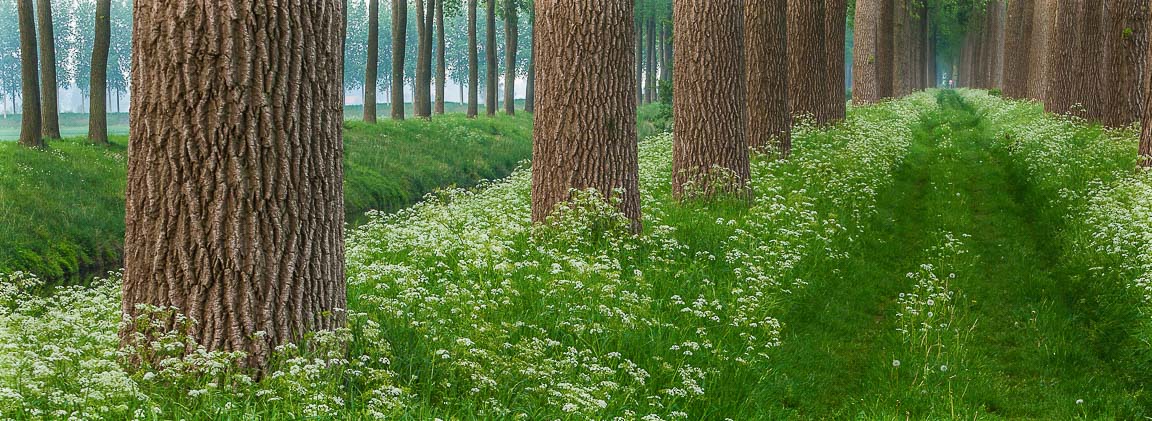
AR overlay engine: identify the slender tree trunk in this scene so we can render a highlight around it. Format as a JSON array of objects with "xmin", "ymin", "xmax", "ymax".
[
  {"xmin": 853, "ymin": 0, "xmax": 882, "ymax": 104},
  {"xmin": 468, "ymin": 0, "xmax": 479, "ymax": 118},
  {"xmin": 656, "ymin": 21, "xmax": 666, "ymax": 100},
  {"xmin": 116, "ymin": 89, "xmax": 120, "ymax": 113},
  {"xmin": 825, "ymin": 0, "xmax": 847, "ymax": 121},
  {"xmin": 391, "ymin": 0, "xmax": 407, "ymax": 120},
  {"xmin": 636, "ymin": 21, "xmax": 644, "ymax": 104},
  {"xmin": 435, "ymin": 0, "xmax": 446, "ymax": 114},
  {"xmin": 525, "ymin": 8, "xmax": 536, "ymax": 113},
  {"xmin": 415, "ymin": 0, "xmax": 433, "ymax": 118},
  {"xmin": 927, "ymin": 19, "xmax": 937, "ymax": 88},
  {"xmin": 486, "ymin": 0, "xmax": 498, "ymax": 115},
  {"xmin": 788, "ymin": 0, "xmax": 829, "ymax": 123},
  {"xmin": 646, "ymin": 14, "xmax": 657, "ymax": 103},
  {"xmin": 662, "ymin": 20, "xmax": 673, "ymax": 82},
  {"xmin": 122, "ymin": 0, "xmax": 346, "ymax": 372},
  {"xmin": 89, "ymin": 0, "xmax": 111, "ymax": 145},
  {"xmin": 1143, "ymin": 7, "xmax": 1152, "ymax": 167},
  {"xmin": 365, "ymin": 0, "xmax": 380, "ymax": 123},
  {"xmin": 1103, "ymin": 0, "xmax": 1148, "ymax": 127},
  {"xmin": 17, "ymin": 0, "xmax": 42, "ymax": 148},
  {"xmin": 673, "ymin": 0, "xmax": 750, "ymax": 199},
  {"xmin": 746, "ymin": 0, "xmax": 791, "ymax": 155},
  {"xmin": 1046, "ymin": 0, "xmax": 1084, "ymax": 116},
  {"xmin": 531, "ymin": 0, "xmax": 641, "ymax": 232},
  {"xmin": 504, "ymin": 0, "xmax": 517, "ymax": 115},
  {"xmin": 35, "ymin": 0, "xmax": 59, "ymax": 139}
]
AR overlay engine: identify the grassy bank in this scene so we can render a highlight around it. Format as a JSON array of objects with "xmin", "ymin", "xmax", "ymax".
[{"xmin": 0, "ymin": 114, "xmax": 533, "ymax": 282}]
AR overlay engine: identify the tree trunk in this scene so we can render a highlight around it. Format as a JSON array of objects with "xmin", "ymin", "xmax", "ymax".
[
  {"xmin": 415, "ymin": 0, "xmax": 433, "ymax": 119},
  {"xmin": 17, "ymin": 0, "xmax": 42, "ymax": 148},
  {"xmin": 926, "ymin": 5, "xmax": 936, "ymax": 88},
  {"xmin": 853, "ymin": 0, "xmax": 882, "ymax": 104},
  {"xmin": 122, "ymin": 0, "xmax": 346, "ymax": 372},
  {"xmin": 878, "ymin": 0, "xmax": 894, "ymax": 97},
  {"xmin": 391, "ymin": 0, "xmax": 407, "ymax": 120},
  {"xmin": 435, "ymin": 0, "xmax": 446, "ymax": 114},
  {"xmin": 1029, "ymin": 0, "xmax": 1055, "ymax": 99},
  {"xmin": 1103, "ymin": 0, "xmax": 1148, "ymax": 127},
  {"xmin": 892, "ymin": 0, "xmax": 910, "ymax": 95},
  {"xmin": 531, "ymin": 0, "xmax": 641, "ymax": 232},
  {"xmin": 1080, "ymin": 1, "xmax": 1105, "ymax": 120},
  {"xmin": 504, "ymin": 0, "xmax": 517, "ymax": 115},
  {"xmin": 1045, "ymin": 0, "xmax": 1084, "ymax": 116},
  {"xmin": 746, "ymin": 0, "xmax": 791, "ymax": 155},
  {"xmin": 825, "ymin": 0, "xmax": 847, "ymax": 121},
  {"xmin": 673, "ymin": 0, "xmax": 750, "ymax": 199},
  {"xmin": 525, "ymin": 8, "xmax": 536, "ymax": 113},
  {"xmin": 662, "ymin": 20, "xmax": 673, "ymax": 83},
  {"xmin": 788, "ymin": 0, "xmax": 829, "ymax": 123},
  {"xmin": 468, "ymin": 0, "xmax": 479, "ymax": 118},
  {"xmin": 486, "ymin": 0, "xmax": 498, "ymax": 115},
  {"xmin": 636, "ymin": 21, "xmax": 644, "ymax": 104},
  {"xmin": 646, "ymin": 14, "xmax": 657, "ymax": 104},
  {"xmin": 89, "ymin": 0, "xmax": 111, "ymax": 145},
  {"xmin": 1003, "ymin": 0, "xmax": 1034, "ymax": 98},
  {"xmin": 35, "ymin": 0, "xmax": 59, "ymax": 139},
  {"xmin": 991, "ymin": 1, "xmax": 1007, "ymax": 89},
  {"xmin": 1143, "ymin": 8, "xmax": 1152, "ymax": 167},
  {"xmin": 365, "ymin": 0, "xmax": 380, "ymax": 123},
  {"xmin": 656, "ymin": 21, "xmax": 666, "ymax": 100}
]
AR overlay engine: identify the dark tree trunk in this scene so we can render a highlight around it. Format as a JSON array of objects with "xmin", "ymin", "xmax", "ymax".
[
  {"xmin": 646, "ymin": 14, "xmax": 657, "ymax": 104},
  {"xmin": 662, "ymin": 20, "xmax": 673, "ymax": 83},
  {"xmin": 415, "ymin": 0, "xmax": 433, "ymax": 119},
  {"xmin": 1003, "ymin": 0, "xmax": 1034, "ymax": 98},
  {"xmin": 825, "ymin": 0, "xmax": 847, "ymax": 121},
  {"xmin": 504, "ymin": 0, "xmax": 517, "ymax": 115},
  {"xmin": 436, "ymin": 0, "xmax": 446, "ymax": 114},
  {"xmin": 122, "ymin": 0, "xmax": 346, "ymax": 372},
  {"xmin": 878, "ymin": 0, "xmax": 894, "ymax": 97},
  {"xmin": 17, "ymin": 0, "xmax": 42, "ymax": 148},
  {"xmin": 468, "ymin": 0, "xmax": 479, "ymax": 118},
  {"xmin": 525, "ymin": 8, "xmax": 535, "ymax": 113},
  {"xmin": 486, "ymin": 0, "xmax": 498, "ymax": 115},
  {"xmin": 746, "ymin": 0, "xmax": 791, "ymax": 155},
  {"xmin": 788, "ymin": 0, "xmax": 829, "ymax": 123},
  {"xmin": 1079, "ymin": 1, "xmax": 1104, "ymax": 120},
  {"xmin": 1029, "ymin": 0, "xmax": 1056, "ymax": 100},
  {"xmin": 673, "ymin": 0, "xmax": 750, "ymax": 199},
  {"xmin": 1045, "ymin": 0, "xmax": 1084, "ymax": 116},
  {"xmin": 927, "ymin": 18, "xmax": 937, "ymax": 88},
  {"xmin": 636, "ymin": 21, "xmax": 644, "ymax": 104},
  {"xmin": 1143, "ymin": 11, "xmax": 1152, "ymax": 167},
  {"xmin": 531, "ymin": 0, "xmax": 641, "ymax": 232},
  {"xmin": 1103, "ymin": 0, "xmax": 1146, "ymax": 127},
  {"xmin": 89, "ymin": 0, "xmax": 111, "ymax": 145},
  {"xmin": 391, "ymin": 0, "xmax": 407, "ymax": 120},
  {"xmin": 656, "ymin": 21, "xmax": 666, "ymax": 100},
  {"xmin": 853, "ymin": 0, "xmax": 882, "ymax": 104},
  {"xmin": 35, "ymin": 0, "xmax": 59, "ymax": 139},
  {"xmin": 892, "ymin": 0, "xmax": 910, "ymax": 95},
  {"xmin": 365, "ymin": 0, "xmax": 380, "ymax": 123}
]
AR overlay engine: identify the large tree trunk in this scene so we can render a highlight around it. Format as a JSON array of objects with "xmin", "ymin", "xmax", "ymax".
[
  {"xmin": 504, "ymin": 0, "xmax": 517, "ymax": 115},
  {"xmin": 926, "ymin": 5, "xmax": 936, "ymax": 88},
  {"xmin": 122, "ymin": 0, "xmax": 346, "ymax": 372},
  {"xmin": 1143, "ymin": 8, "xmax": 1152, "ymax": 167},
  {"xmin": 825, "ymin": 0, "xmax": 847, "ymax": 121},
  {"xmin": 89, "ymin": 0, "xmax": 111, "ymax": 145},
  {"xmin": 391, "ymin": 0, "xmax": 407, "ymax": 120},
  {"xmin": 35, "ymin": 0, "xmax": 60, "ymax": 139},
  {"xmin": 486, "ymin": 0, "xmax": 498, "ymax": 116},
  {"xmin": 853, "ymin": 0, "xmax": 882, "ymax": 104},
  {"xmin": 1103, "ymin": 0, "xmax": 1146, "ymax": 127},
  {"xmin": 746, "ymin": 0, "xmax": 791, "ymax": 155},
  {"xmin": 525, "ymin": 8, "xmax": 535, "ymax": 113},
  {"xmin": 17, "ymin": 0, "xmax": 42, "ymax": 148},
  {"xmin": 436, "ymin": 0, "xmax": 446, "ymax": 114},
  {"xmin": 468, "ymin": 0, "xmax": 479, "ymax": 118},
  {"xmin": 990, "ymin": 1, "xmax": 1006, "ymax": 89},
  {"xmin": 1003, "ymin": 0, "xmax": 1034, "ymax": 98},
  {"xmin": 673, "ymin": 0, "xmax": 750, "ymax": 199},
  {"xmin": 1029, "ymin": 0, "xmax": 1055, "ymax": 100},
  {"xmin": 365, "ymin": 0, "xmax": 380, "ymax": 123},
  {"xmin": 531, "ymin": 0, "xmax": 641, "ymax": 232},
  {"xmin": 788, "ymin": 0, "xmax": 829, "ymax": 123},
  {"xmin": 1080, "ymin": 1, "xmax": 1105, "ymax": 121},
  {"xmin": 878, "ymin": 0, "xmax": 894, "ymax": 97},
  {"xmin": 646, "ymin": 14, "xmax": 657, "ymax": 104},
  {"xmin": 891, "ymin": 0, "xmax": 910, "ymax": 95},
  {"xmin": 1045, "ymin": 0, "xmax": 1084, "ymax": 116},
  {"xmin": 415, "ymin": 0, "xmax": 433, "ymax": 118}
]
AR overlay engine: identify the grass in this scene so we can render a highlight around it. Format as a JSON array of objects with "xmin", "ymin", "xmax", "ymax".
[{"xmin": 0, "ymin": 114, "xmax": 533, "ymax": 283}]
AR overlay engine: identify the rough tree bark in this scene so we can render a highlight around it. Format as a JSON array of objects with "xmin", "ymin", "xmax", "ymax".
[
  {"xmin": 1003, "ymin": 0, "xmax": 1033, "ymax": 98},
  {"xmin": 17, "ymin": 0, "xmax": 42, "ymax": 148},
  {"xmin": 892, "ymin": 0, "xmax": 911, "ymax": 95},
  {"xmin": 415, "ymin": 0, "xmax": 433, "ymax": 118},
  {"xmin": 391, "ymin": 0, "xmax": 407, "ymax": 120},
  {"xmin": 504, "ymin": 0, "xmax": 517, "ymax": 116},
  {"xmin": 1029, "ymin": 0, "xmax": 1055, "ymax": 100},
  {"xmin": 1143, "ymin": 6, "xmax": 1152, "ymax": 167},
  {"xmin": 365, "ymin": 0, "xmax": 380, "ymax": 123},
  {"xmin": 788, "ymin": 0, "xmax": 829, "ymax": 123},
  {"xmin": 468, "ymin": 0, "xmax": 479, "ymax": 118},
  {"xmin": 1080, "ymin": 1, "xmax": 1105, "ymax": 121},
  {"xmin": 436, "ymin": 0, "xmax": 446, "ymax": 114},
  {"xmin": 1045, "ymin": 0, "xmax": 1085, "ymax": 116},
  {"xmin": 122, "ymin": 0, "xmax": 347, "ymax": 371},
  {"xmin": 89, "ymin": 0, "xmax": 111, "ymax": 145},
  {"xmin": 878, "ymin": 0, "xmax": 894, "ymax": 97},
  {"xmin": 853, "ymin": 0, "xmax": 882, "ymax": 104},
  {"xmin": 746, "ymin": 0, "xmax": 791, "ymax": 155},
  {"xmin": 525, "ymin": 7, "xmax": 535, "ymax": 113},
  {"xmin": 486, "ymin": 0, "xmax": 498, "ymax": 115},
  {"xmin": 531, "ymin": 0, "xmax": 641, "ymax": 232},
  {"xmin": 673, "ymin": 0, "xmax": 750, "ymax": 199},
  {"xmin": 825, "ymin": 0, "xmax": 847, "ymax": 121},
  {"xmin": 35, "ymin": 0, "xmax": 60, "ymax": 140},
  {"xmin": 1103, "ymin": 0, "xmax": 1147, "ymax": 127}
]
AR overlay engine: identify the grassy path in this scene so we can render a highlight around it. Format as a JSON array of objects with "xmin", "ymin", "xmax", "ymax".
[{"xmin": 749, "ymin": 91, "xmax": 1146, "ymax": 419}]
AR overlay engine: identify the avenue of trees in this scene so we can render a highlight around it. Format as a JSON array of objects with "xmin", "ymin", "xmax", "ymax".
[{"xmin": 3, "ymin": 0, "xmax": 1152, "ymax": 371}]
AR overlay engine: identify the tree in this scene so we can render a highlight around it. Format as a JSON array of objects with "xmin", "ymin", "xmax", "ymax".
[
  {"xmin": 1102, "ymin": 0, "xmax": 1147, "ymax": 127},
  {"xmin": 415, "ymin": 0, "xmax": 433, "ymax": 118},
  {"xmin": 1044, "ymin": 0, "xmax": 1084, "ymax": 116},
  {"xmin": 122, "ymin": 0, "xmax": 347, "ymax": 371},
  {"xmin": 853, "ymin": 0, "xmax": 883, "ymax": 104},
  {"xmin": 504, "ymin": 0, "xmax": 517, "ymax": 115},
  {"xmin": 524, "ymin": 4, "xmax": 535, "ymax": 113},
  {"xmin": 825, "ymin": 0, "xmax": 847, "ymax": 121},
  {"xmin": 435, "ymin": 0, "xmax": 446, "ymax": 114},
  {"xmin": 531, "ymin": 0, "xmax": 641, "ymax": 231},
  {"xmin": 672, "ymin": 0, "xmax": 750, "ymax": 199},
  {"xmin": 1028, "ymin": 0, "xmax": 1055, "ymax": 100},
  {"xmin": 878, "ymin": 0, "xmax": 894, "ymax": 97},
  {"xmin": 746, "ymin": 0, "xmax": 791, "ymax": 155},
  {"xmin": 35, "ymin": 0, "xmax": 59, "ymax": 139},
  {"xmin": 468, "ymin": 0, "xmax": 479, "ymax": 117},
  {"xmin": 486, "ymin": 0, "xmax": 498, "ymax": 115},
  {"xmin": 645, "ymin": 14, "xmax": 657, "ymax": 103},
  {"xmin": 392, "ymin": 0, "xmax": 408, "ymax": 120},
  {"xmin": 89, "ymin": 0, "xmax": 110, "ymax": 145},
  {"xmin": 17, "ymin": 0, "xmax": 42, "ymax": 148},
  {"xmin": 365, "ymin": 0, "xmax": 380, "ymax": 123},
  {"xmin": 787, "ymin": 0, "xmax": 829, "ymax": 123},
  {"xmin": 1003, "ymin": 0, "xmax": 1033, "ymax": 98}
]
